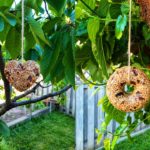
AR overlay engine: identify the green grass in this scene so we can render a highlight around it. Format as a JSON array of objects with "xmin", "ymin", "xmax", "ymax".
[
  {"xmin": 115, "ymin": 129, "xmax": 150, "ymax": 150},
  {"xmin": 5, "ymin": 111, "xmax": 75, "ymax": 150}
]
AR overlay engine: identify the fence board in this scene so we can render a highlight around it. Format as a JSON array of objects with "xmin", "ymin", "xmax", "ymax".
[
  {"xmin": 83, "ymin": 86, "xmax": 88, "ymax": 144},
  {"xmin": 76, "ymin": 85, "xmax": 84, "ymax": 150},
  {"xmin": 72, "ymin": 89, "xmax": 76, "ymax": 117},
  {"xmin": 34, "ymin": 83, "xmax": 150, "ymax": 150},
  {"xmin": 87, "ymin": 87, "xmax": 95, "ymax": 150},
  {"xmin": 66, "ymin": 89, "xmax": 71, "ymax": 114}
]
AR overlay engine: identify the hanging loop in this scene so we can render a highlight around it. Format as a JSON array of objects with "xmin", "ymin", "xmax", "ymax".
[
  {"xmin": 21, "ymin": 0, "xmax": 24, "ymax": 62},
  {"xmin": 127, "ymin": 0, "xmax": 132, "ymax": 82}
]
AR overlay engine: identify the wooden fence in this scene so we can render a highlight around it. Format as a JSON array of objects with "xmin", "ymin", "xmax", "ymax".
[
  {"xmin": 3, "ymin": 84, "xmax": 149, "ymax": 150},
  {"xmin": 65, "ymin": 84, "xmax": 150, "ymax": 150}
]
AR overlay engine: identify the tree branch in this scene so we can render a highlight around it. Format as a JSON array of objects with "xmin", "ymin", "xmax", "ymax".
[
  {"xmin": 0, "ymin": 104, "xmax": 9, "ymax": 116},
  {"xmin": 80, "ymin": 0, "xmax": 101, "ymax": 17},
  {"xmin": 43, "ymin": 0, "xmax": 51, "ymax": 19},
  {"xmin": 12, "ymin": 81, "xmax": 52, "ymax": 102},
  {"xmin": 0, "ymin": 46, "xmax": 11, "ymax": 106},
  {"xmin": 12, "ymin": 82, "xmax": 41, "ymax": 102},
  {"xmin": 39, "ymin": 83, "xmax": 52, "ymax": 88},
  {"xmin": 11, "ymin": 85, "xmax": 72, "ymax": 107}
]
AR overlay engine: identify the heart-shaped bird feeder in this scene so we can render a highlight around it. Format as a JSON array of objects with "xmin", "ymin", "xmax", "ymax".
[{"xmin": 4, "ymin": 60, "xmax": 40, "ymax": 92}]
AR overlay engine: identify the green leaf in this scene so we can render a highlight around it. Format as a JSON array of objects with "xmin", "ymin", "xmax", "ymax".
[
  {"xmin": 143, "ymin": 25, "xmax": 150, "ymax": 42},
  {"xmin": 96, "ymin": 132, "xmax": 102, "ymax": 144},
  {"xmin": 87, "ymin": 17, "xmax": 100, "ymax": 42},
  {"xmin": 75, "ymin": 6, "xmax": 89, "ymax": 19},
  {"xmin": 40, "ymin": 33, "xmax": 61, "ymax": 79},
  {"xmin": 110, "ymin": 4, "xmax": 121, "ymax": 19},
  {"xmin": 97, "ymin": 0, "xmax": 110, "ymax": 18},
  {"xmin": 85, "ymin": 0, "xmax": 95, "ymax": 9},
  {"xmin": 143, "ymin": 113, "xmax": 150, "ymax": 124},
  {"xmin": 0, "ymin": 16, "xmax": 4, "ymax": 32},
  {"xmin": 93, "ymin": 37, "xmax": 108, "ymax": 78},
  {"xmin": 98, "ymin": 37, "xmax": 109, "ymax": 78},
  {"xmin": 40, "ymin": 46, "xmax": 53, "ymax": 78},
  {"xmin": 97, "ymin": 115, "xmax": 112, "ymax": 145},
  {"xmin": 35, "ymin": 45, "xmax": 43, "ymax": 57},
  {"xmin": 46, "ymin": 56, "xmax": 64, "ymax": 83},
  {"xmin": 87, "ymin": 18, "xmax": 108, "ymax": 78},
  {"xmin": 82, "ymin": 0, "xmax": 95, "ymax": 10},
  {"xmin": 42, "ymin": 17, "xmax": 61, "ymax": 35},
  {"xmin": 126, "ymin": 120, "xmax": 138, "ymax": 133},
  {"xmin": 25, "ymin": 0, "xmax": 44, "ymax": 14},
  {"xmin": 0, "ymin": 23, "xmax": 10, "ymax": 42},
  {"xmin": 76, "ymin": 0, "xmax": 95, "ymax": 15},
  {"xmin": 97, "ymin": 95, "xmax": 107, "ymax": 106},
  {"xmin": 0, "ymin": 120, "xmax": 10, "ymax": 138},
  {"xmin": 124, "ymin": 84, "xmax": 134, "ymax": 93},
  {"xmin": 104, "ymin": 138, "xmax": 111, "ymax": 150},
  {"xmin": 101, "ymin": 114, "xmax": 112, "ymax": 132},
  {"xmin": 63, "ymin": 32, "xmax": 75, "ymax": 86},
  {"xmin": 25, "ymin": 30, "xmax": 36, "ymax": 51},
  {"xmin": 115, "ymin": 15, "xmax": 127, "ymax": 40},
  {"xmin": 111, "ymin": 136, "xmax": 119, "ymax": 150},
  {"xmin": 0, "ymin": 0, "xmax": 13, "ymax": 8},
  {"xmin": 5, "ymin": 27, "xmax": 21, "ymax": 58},
  {"xmin": 4, "ymin": 12, "xmax": 17, "ymax": 26},
  {"xmin": 85, "ymin": 60, "xmax": 103, "ymax": 82},
  {"xmin": 102, "ymin": 97, "xmax": 126, "ymax": 123},
  {"xmin": 46, "ymin": 0, "xmax": 67, "ymax": 15},
  {"xmin": 27, "ymin": 17, "xmax": 50, "ymax": 46},
  {"xmin": 0, "ymin": 12, "xmax": 17, "ymax": 26},
  {"xmin": 76, "ymin": 21, "xmax": 88, "ymax": 36},
  {"xmin": 105, "ymin": 11, "xmax": 111, "ymax": 26},
  {"xmin": 24, "ymin": 49, "xmax": 40, "ymax": 61},
  {"xmin": 111, "ymin": 123, "xmax": 127, "ymax": 150},
  {"xmin": 121, "ymin": 2, "xmax": 129, "ymax": 15}
]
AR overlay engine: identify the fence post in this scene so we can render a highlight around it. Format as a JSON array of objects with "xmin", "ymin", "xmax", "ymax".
[
  {"xmin": 72, "ymin": 89, "xmax": 76, "ymax": 117},
  {"xmin": 66, "ymin": 89, "xmax": 71, "ymax": 114},
  {"xmin": 97, "ymin": 85, "xmax": 106, "ymax": 146},
  {"xmin": 76, "ymin": 85, "xmax": 84, "ymax": 150}
]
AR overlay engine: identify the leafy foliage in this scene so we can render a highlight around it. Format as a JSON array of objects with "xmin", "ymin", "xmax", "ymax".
[
  {"xmin": 0, "ymin": 120, "xmax": 10, "ymax": 138},
  {"xmin": 75, "ymin": 0, "xmax": 150, "ymax": 84},
  {"xmin": 46, "ymin": 0, "xmax": 67, "ymax": 16},
  {"xmin": 102, "ymin": 96, "xmax": 126, "ymax": 124},
  {"xmin": 5, "ymin": 27, "xmax": 21, "ymax": 58},
  {"xmin": 0, "ymin": 0, "xmax": 75, "ymax": 86},
  {"xmin": 0, "ymin": 0, "xmax": 150, "ymax": 149},
  {"xmin": 0, "ymin": 0, "xmax": 75, "ymax": 140},
  {"xmin": 75, "ymin": 0, "xmax": 150, "ymax": 149},
  {"xmin": 115, "ymin": 15, "xmax": 127, "ymax": 39}
]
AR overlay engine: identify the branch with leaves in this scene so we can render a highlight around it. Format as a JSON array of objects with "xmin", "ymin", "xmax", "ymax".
[
  {"xmin": 43, "ymin": 0, "xmax": 51, "ymax": 19},
  {"xmin": 80, "ymin": 0, "xmax": 100, "ymax": 17},
  {"xmin": 12, "ymin": 85, "xmax": 72, "ymax": 107},
  {"xmin": 0, "ymin": 47, "xmax": 72, "ymax": 116}
]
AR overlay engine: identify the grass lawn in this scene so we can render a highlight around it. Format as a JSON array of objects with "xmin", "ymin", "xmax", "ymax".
[
  {"xmin": 4, "ymin": 111, "xmax": 75, "ymax": 150},
  {"xmin": 115, "ymin": 129, "xmax": 150, "ymax": 150}
]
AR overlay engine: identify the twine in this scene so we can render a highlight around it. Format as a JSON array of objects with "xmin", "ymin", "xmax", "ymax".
[
  {"xmin": 21, "ymin": 0, "xmax": 24, "ymax": 62},
  {"xmin": 128, "ymin": 0, "xmax": 132, "ymax": 83}
]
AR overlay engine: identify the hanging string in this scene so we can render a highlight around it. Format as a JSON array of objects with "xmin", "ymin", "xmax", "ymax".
[
  {"xmin": 128, "ymin": 0, "xmax": 132, "ymax": 83},
  {"xmin": 21, "ymin": 0, "xmax": 24, "ymax": 62}
]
